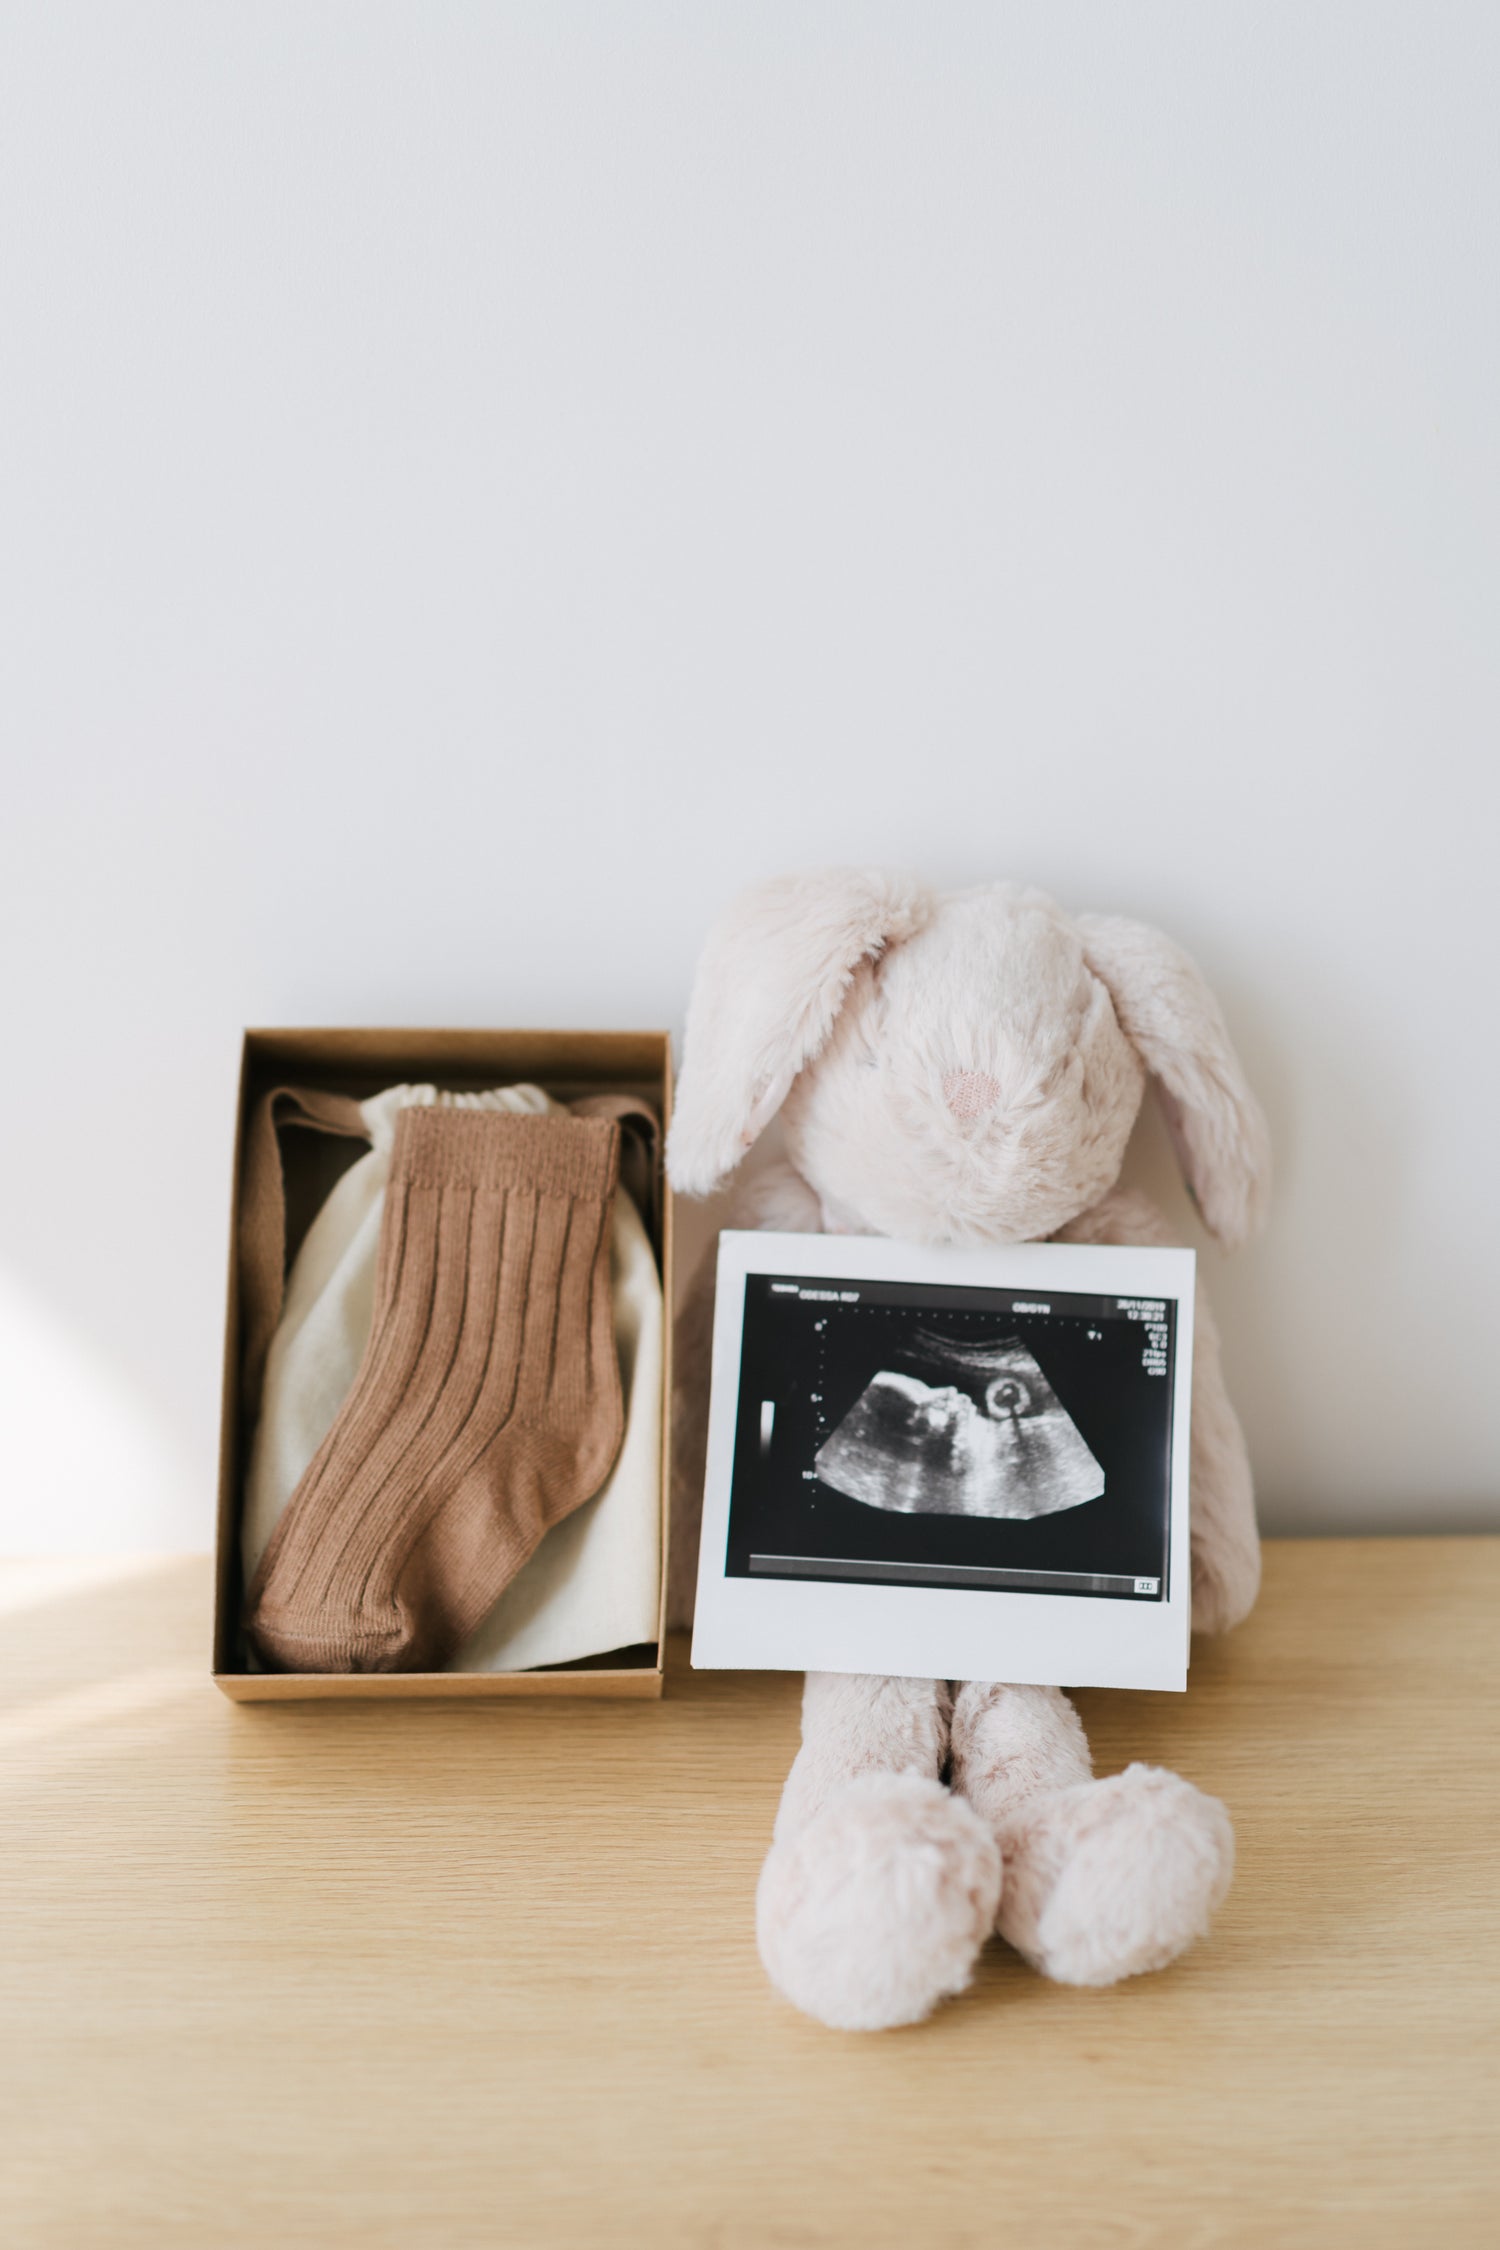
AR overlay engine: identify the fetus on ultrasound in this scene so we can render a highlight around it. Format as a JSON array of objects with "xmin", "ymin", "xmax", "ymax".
[{"xmin": 813, "ymin": 1333, "xmax": 1104, "ymax": 1521}]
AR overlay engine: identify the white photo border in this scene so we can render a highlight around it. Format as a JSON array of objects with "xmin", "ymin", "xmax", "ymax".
[{"xmin": 690, "ymin": 1230, "xmax": 1196, "ymax": 1692}]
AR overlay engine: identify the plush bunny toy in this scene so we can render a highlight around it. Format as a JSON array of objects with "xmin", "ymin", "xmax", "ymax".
[{"xmin": 666, "ymin": 871, "xmax": 1268, "ymax": 2032}]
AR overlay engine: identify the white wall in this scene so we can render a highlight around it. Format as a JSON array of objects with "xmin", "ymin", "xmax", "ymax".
[{"xmin": 1, "ymin": 4, "xmax": 1496, "ymax": 1553}]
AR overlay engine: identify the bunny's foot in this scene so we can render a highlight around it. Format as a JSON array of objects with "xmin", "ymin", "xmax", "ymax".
[
  {"xmin": 950, "ymin": 1680, "xmax": 1233, "ymax": 1987},
  {"xmin": 995, "ymin": 1764, "xmax": 1233, "ymax": 1986},
  {"xmin": 756, "ymin": 1771, "xmax": 1001, "ymax": 2032}
]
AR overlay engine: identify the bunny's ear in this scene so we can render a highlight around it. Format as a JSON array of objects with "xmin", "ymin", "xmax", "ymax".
[
  {"xmin": 1077, "ymin": 913, "xmax": 1271, "ymax": 1251},
  {"xmin": 667, "ymin": 868, "xmax": 930, "ymax": 1197}
]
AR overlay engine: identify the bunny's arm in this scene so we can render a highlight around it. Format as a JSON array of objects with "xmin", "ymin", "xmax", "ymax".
[
  {"xmin": 667, "ymin": 1161, "xmax": 825, "ymax": 1630},
  {"xmin": 1052, "ymin": 1186, "xmax": 1261, "ymax": 1634}
]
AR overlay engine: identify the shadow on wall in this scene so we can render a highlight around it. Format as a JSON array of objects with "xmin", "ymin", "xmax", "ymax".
[
  {"xmin": 0, "ymin": 1269, "xmax": 198, "ymax": 1554},
  {"xmin": 1195, "ymin": 952, "xmax": 1492, "ymax": 1533},
  {"xmin": 1075, "ymin": 949, "xmax": 1490, "ymax": 1533}
]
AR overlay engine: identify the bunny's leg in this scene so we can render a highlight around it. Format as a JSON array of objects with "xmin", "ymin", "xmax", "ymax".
[
  {"xmin": 756, "ymin": 1671, "xmax": 1002, "ymax": 2031},
  {"xmin": 946, "ymin": 1184, "xmax": 1241, "ymax": 1984},
  {"xmin": 949, "ymin": 1681, "xmax": 1232, "ymax": 1985},
  {"xmin": 674, "ymin": 1161, "xmax": 1000, "ymax": 2028}
]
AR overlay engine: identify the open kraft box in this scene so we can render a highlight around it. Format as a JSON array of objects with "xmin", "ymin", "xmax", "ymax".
[{"xmin": 213, "ymin": 1027, "xmax": 673, "ymax": 1701}]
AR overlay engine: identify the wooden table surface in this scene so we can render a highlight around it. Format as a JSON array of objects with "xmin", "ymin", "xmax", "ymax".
[{"xmin": 3, "ymin": 1539, "xmax": 1497, "ymax": 2250}]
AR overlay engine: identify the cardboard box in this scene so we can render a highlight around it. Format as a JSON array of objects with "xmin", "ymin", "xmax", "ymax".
[{"xmin": 213, "ymin": 1028, "xmax": 673, "ymax": 1700}]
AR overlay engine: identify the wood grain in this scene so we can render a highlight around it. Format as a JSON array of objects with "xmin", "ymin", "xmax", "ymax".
[{"xmin": 3, "ymin": 1539, "xmax": 1497, "ymax": 2249}]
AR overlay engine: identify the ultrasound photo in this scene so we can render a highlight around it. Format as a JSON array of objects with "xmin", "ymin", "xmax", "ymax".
[
  {"xmin": 722, "ymin": 1270, "xmax": 1179, "ymax": 1603},
  {"xmin": 813, "ymin": 1332, "xmax": 1105, "ymax": 1521}
]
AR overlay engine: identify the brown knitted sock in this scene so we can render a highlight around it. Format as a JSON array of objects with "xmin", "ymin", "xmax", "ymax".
[{"xmin": 244, "ymin": 1108, "xmax": 624, "ymax": 1673}]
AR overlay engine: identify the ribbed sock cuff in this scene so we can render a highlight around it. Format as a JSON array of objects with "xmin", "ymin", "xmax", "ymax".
[{"xmin": 390, "ymin": 1108, "xmax": 620, "ymax": 1198}]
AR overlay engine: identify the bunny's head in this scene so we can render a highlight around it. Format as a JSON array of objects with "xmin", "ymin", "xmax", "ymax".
[{"xmin": 666, "ymin": 869, "xmax": 1269, "ymax": 1250}]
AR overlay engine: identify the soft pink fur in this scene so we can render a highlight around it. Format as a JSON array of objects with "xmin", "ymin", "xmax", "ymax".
[{"xmin": 668, "ymin": 873, "xmax": 1268, "ymax": 2032}]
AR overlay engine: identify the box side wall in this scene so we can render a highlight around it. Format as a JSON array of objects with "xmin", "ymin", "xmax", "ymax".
[
  {"xmin": 242, "ymin": 1027, "xmax": 667, "ymax": 1100},
  {"xmin": 214, "ymin": 1667, "xmax": 664, "ymax": 1701},
  {"xmin": 212, "ymin": 1037, "xmax": 252, "ymax": 1675},
  {"xmin": 656, "ymin": 1045, "xmax": 675, "ymax": 1663}
]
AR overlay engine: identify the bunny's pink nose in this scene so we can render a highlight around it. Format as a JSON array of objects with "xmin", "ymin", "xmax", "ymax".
[{"xmin": 942, "ymin": 1069, "xmax": 1001, "ymax": 1118}]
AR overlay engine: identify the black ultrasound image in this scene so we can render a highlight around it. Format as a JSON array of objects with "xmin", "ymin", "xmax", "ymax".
[
  {"xmin": 814, "ymin": 1333, "xmax": 1105, "ymax": 1520},
  {"xmin": 726, "ymin": 1274, "xmax": 1176, "ymax": 1601}
]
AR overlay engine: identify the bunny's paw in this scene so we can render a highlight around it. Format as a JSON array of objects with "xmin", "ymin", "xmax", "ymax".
[
  {"xmin": 756, "ymin": 1771, "xmax": 1001, "ymax": 2031},
  {"xmin": 998, "ymin": 1764, "xmax": 1233, "ymax": 1987}
]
